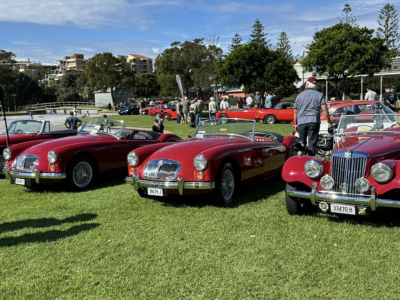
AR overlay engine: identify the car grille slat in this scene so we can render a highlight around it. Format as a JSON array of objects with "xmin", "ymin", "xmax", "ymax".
[
  {"xmin": 14, "ymin": 155, "xmax": 39, "ymax": 172},
  {"xmin": 331, "ymin": 151, "xmax": 367, "ymax": 195},
  {"xmin": 143, "ymin": 159, "xmax": 181, "ymax": 181}
]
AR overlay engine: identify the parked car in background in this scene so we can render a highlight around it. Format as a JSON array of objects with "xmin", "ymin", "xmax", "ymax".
[
  {"xmin": 119, "ymin": 105, "xmax": 140, "ymax": 115},
  {"xmin": 3, "ymin": 119, "xmax": 182, "ymax": 190},
  {"xmin": 283, "ymin": 113, "xmax": 400, "ymax": 217},
  {"xmin": 141, "ymin": 105, "xmax": 155, "ymax": 115},
  {"xmin": 126, "ymin": 118, "xmax": 302, "ymax": 204},
  {"xmin": 0, "ymin": 120, "xmax": 76, "ymax": 175},
  {"xmin": 150, "ymin": 105, "xmax": 168, "ymax": 117}
]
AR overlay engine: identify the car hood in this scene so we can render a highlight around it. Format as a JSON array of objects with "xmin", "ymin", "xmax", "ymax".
[
  {"xmin": 0, "ymin": 133, "xmax": 38, "ymax": 146},
  {"xmin": 147, "ymin": 137, "xmax": 249, "ymax": 160},
  {"xmin": 335, "ymin": 133, "xmax": 400, "ymax": 157},
  {"xmin": 16, "ymin": 134, "xmax": 118, "ymax": 156}
]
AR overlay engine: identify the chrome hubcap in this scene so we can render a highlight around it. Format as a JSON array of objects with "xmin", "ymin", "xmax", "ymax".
[
  {"xmin": 267, "ymin": 116, "xmax": 274, "ymax": 123},
  {"xmin": 72, "ymin": 161, "xmax": 93, "ymax": 188},
  {"xmin": 221, "ymin": 169, "xmax": 234, "ymax": 202}
]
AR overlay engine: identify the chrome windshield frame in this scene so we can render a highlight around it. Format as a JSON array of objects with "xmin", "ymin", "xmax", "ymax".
[
  {"xmin": 7, "ymin": 120, "xmax": 45, "ymax": 135},
  {"xmin": 79, "ymin": 119, "xmax": 125, "ymax": 140}
]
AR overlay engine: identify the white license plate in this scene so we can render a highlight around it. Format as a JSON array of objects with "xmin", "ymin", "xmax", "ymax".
[
  {"xmin": 147, "ymin": 188, "xmax": 164, "ymax": 196},
  {"xmin": 330, "ymin": 203, "xmax": 356, "ymax": 215},
  {"xmin": 15, "ymin": 178, "xmax": 25, "ymax": 185}
]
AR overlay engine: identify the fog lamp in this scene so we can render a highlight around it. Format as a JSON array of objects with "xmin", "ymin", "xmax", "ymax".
[
  {"xmin": 50, "ymin": 164, "xmax": 56, "ymax": 172},
  {"xmin": 128, "ymin": 166, "xmax": 135, "ymax": 176},
  {"xmin": 355, "ymin": 178, "xmax": 370, "ymax": 193},
  {"xmin": 320, "ymin": 175, "xmax": 334, "ymax": 190}
]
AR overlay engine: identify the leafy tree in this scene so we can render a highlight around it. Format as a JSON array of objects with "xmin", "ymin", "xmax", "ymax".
[
  {"xmin": 249, "ymin": 19, "xmax": 270, "ymax": 47},
  {"xmin": 85, "ymin": 52, "xmax": 136, "ymax": 105},
  {"xmin": 339, "ymin": 3, "xmax": 357, "ymax": 25},
  {"xmin": 377, "ymin": 3, "xmax": 399, "ymax": 54},
  {"xmin": 276, "ymin": 30, "xmax": 294, "ymax": 63},
  {"xmin": 302, "ymin": 23, "xmax": 391, "ymax": 99},
  {"xmin": 131, "ymin": 73, "xmax": 160, "ymax": 98},
  {"xmin": 228, "ymin": 34, "xmax": 243, "ymax": 52},
  {"xmin": 158, "ymin": 74, "xmax": 181, "ymax": 97},
  {"xmin": 216, "ymin": 43, "xmax": 299, "ymax": 98},
  {"xmin": 39, "ymin": 65, "xmax": 57, "ymax": 80},
  {"xmin": 55, "ymin": 74, "xmax": 81, "ymax": 102},
  {"xmin": 0, "ymin": 50, "xmax": 16, "ymax": 89}
]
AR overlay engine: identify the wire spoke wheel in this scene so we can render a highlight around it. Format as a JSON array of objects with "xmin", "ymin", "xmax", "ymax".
[
  {"xmin": 72, "ymin": 161, "xmax": 93, "ymax": 188},
  {"xmin": 0, "ymin": 155, "xmax": 4, "ymax": 175},
  {"xmin": 221, "ymin": 168, "xmax": 235, "ymax": 202}
]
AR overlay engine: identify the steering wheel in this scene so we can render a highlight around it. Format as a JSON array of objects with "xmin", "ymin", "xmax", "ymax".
[{"xmin": 16, "ymin": 129, "xmax": 24, "ymax": 134}]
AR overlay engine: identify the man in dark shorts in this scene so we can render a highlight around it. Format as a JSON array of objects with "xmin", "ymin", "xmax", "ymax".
[{"xmin": 64, "ymin": 112, "xmax": 82, "ymax": 130}]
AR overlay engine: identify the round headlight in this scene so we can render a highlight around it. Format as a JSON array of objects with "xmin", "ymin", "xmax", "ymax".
[
  {"xmin": 371, "ymin": 162, "xmax": 392, "ymax": 183},
  {"xmin": 127, "ymin": 152, "xmax": 139, "ymax": 167},
  {"xmin": 304, "ymin": 160, "xmax": 323, "ymax": 178},
  {"xmin": 355, "ymin": 177, "xmax": 370, "ymax": 193},
  {"xmin": 320, "ymin": 175, "xmax": 334, "ymax": 190},
  {"xmin": 194, "ymin": 155, "xmax": 207, "ymax": 171},
  {"xmin": 48, "ymin": 151, "xmax": 58, "ymax": 164},
  {"xmin": 3, "ymin": 148, "xmax": 11, "ymax": 160}
]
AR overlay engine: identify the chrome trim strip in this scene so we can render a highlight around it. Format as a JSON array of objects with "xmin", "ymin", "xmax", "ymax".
[
  {"xmin": 336, "ymin": 131, "xmax": 400, "ymax": 136},
  {"xmin": 126, "ymin": 176, "xmax": 215, "ymax": 196},
  {"xmin": 371, "ymin": 148, "xmax": 400, "ymax": 158},
  {"xmin": 286, "ymin": 186, "xmax": 400, "ymax": 211}
]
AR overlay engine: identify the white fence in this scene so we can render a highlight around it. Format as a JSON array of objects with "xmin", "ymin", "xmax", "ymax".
[{"xmin": 26, "ymin": 102, "xmax": 97, "ymax": 110}]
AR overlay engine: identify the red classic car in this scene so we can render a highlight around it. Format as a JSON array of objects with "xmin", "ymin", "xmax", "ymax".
[
  {"xmin": 283, "ymin": 113, "xmax": 400, "ymax": 217},
  {"xmin": 216, "ymin": 100, "xmax": 295, "ymax": 124},
  {"xmin": 0, "ymin": 120, "xmax": 76, "ymax": 175},
  {"xmin": 160, "ymin": 108, "xmax": 178, "ymax": 121},
  {"xmin": 141, "ymin": 105, "xmax": 155, "ymax": 115},
  {"xmin": 125, "ymin": 118, "xmax": 302, "ymax": 204},
  {"xmin": 3, "ymin": 119, "xmax": 181, "ymax": 190},
  {"xmin": 150, "ymin": 105, "xmax": 168, "ymax": 117}
]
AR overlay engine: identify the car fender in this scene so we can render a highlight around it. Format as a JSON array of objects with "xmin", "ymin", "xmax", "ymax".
[
  {"xmin": 6, "ymin": 140, "xmax": 52, "ymax": 161},
  {"xmin": 368, "ymin": 159, "xmax": 400, "ymax": 196},
  {"xmin": 282, "ymin": 135, "xmax": 303, "ymax": 159},
  {"xmin": 282, "ymin": 155, "xmax": 331, "ymax": 189}
]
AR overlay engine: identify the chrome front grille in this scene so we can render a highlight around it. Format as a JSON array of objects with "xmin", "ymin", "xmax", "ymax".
[
  {"xmin": 143, "ymin": 159, "xmax": 181, "ymax": 181},
  {"xmin": 331, "ymin": 151, "xmax": 368, "ymax": 195},
  {"xmin": 14, "ymin": 155, "xmax": 39, "ymax": 172}
]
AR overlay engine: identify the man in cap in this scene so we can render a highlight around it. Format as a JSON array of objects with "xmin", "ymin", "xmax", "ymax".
[{"xmin": 294, "ymin": 77, "xmax": 333, "ymax": 156}]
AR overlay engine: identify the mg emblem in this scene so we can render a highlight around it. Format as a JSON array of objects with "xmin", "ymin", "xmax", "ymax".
[
  {"xmin": 341, "ymin": 183, "xmax": 348, "ymax": 193},
  {"xmin": 345, "ymin": 150, "xmax": 353, "ymax": 159}
]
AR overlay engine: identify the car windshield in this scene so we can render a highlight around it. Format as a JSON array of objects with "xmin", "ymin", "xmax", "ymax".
[
  {"xmin": 8, "ymin": 120, "xmax": 43, "ymax": 134},
  {"xmin": 78, "ymin": 119, "xmax": 124, "ymax": 139},
  {"xmin": 337, "ymin": 114, "xmax": 399, "ymax": 134},
  {"xmin": 193, "ymin": 118, "xmax": 255, "ymax": 141}
]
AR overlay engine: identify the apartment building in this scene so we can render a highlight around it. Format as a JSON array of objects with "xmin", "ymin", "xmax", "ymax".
[
  {"xmin": 126, "ymin": 54, "xmax": 153, "ymax": 75},
  {"xmin": 18, "ymin": 60, "xmax": 44, "ymax": 78},
  {"xmin": 40, "ymin": 53, "xmax": 86, "ymax": 85}
]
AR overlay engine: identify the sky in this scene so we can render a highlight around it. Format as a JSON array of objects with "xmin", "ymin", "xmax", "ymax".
[{"xmin": 0, "ymin": 0, "xmax": 399, "ymax": 65}]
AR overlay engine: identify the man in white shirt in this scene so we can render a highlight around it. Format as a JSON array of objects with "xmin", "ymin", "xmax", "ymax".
[
  {"xmin": 364, "ymin": 87, "xmax": 377, "ymax": 101},
  {"xmin": 246, "ymin": 95, "xmax": 253, "ymax": 108},
  {"xmin": 220, "ymin": 99, "xmax": 230, "ymax": 110}
]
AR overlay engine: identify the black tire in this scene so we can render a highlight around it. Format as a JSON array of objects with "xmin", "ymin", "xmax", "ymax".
[
  {"xmin": 264, "ymin": 114, "xmax": 277, "ymax": 124},
  {"xmin": 0, "ymin": 154, "xmax": 4, "ymax": 175},
  {"xmin": 65, "ymin": 156, "xmax": 96, "ymax": 190},
  {"xmin": 290, "ymin": 146, "xmax": 300, "ymax": 157},
  {"xmin": 219, "ymin": 113, "xmax": 228, "ymax": 123},
  {"xmin": 137, "ymin": 188, "xmax": 146, "ymax": 197},
  {"xmin": 285, "ymin": 182, "xmax": 311, "ymax": 215},
  {"xmin": 162, "ymin": 113, "xmax": 170, "ymax": 121},
  {"xmin": 213, "ymin": 162, "xmax": 236, "ymax": 204}
]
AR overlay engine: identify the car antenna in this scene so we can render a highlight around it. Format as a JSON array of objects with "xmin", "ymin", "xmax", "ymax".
[{"xmin": 0, "ymin": 86, "xmax": 10, "ymax": 147}]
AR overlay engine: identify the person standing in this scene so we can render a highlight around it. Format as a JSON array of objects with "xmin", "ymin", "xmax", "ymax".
[
  {"xmin": 255, "ymin": 92, "xmax": 261, "ymax": 109},
  {"xmin": 384, "ymin": 87, "xmax": 396, "ymax": 110},
  {"xmin": 364, "ymin": 87, "xmax": 377, "ymax": 101},
  {"xmin": 294, "ymin": 77, "xmax": 333, "ymax": 156},
  {"xmin": 246, "ymin": 95, "xmax": 253, "ymax": 108},
  {"xmin": 108, "ymin": 102, "xmax": 112, "ymax": 111},
  {"xmin": 391, "ymin": 86, "xmax": 398, "ymax": 111},
  {"xmin": 237, "ymin": 97, "xmax": 244, "ymax": 108},
  {"xmin": 220, "ymin": 98, "xmax": 230, "ymax": 110},
  {"xmin": 28, "ymin": 111, "xmax": 34, "ymax": 119},
  {"xmin": 182, "ymin": 97, "xmax": 190, "ymax": 124},
  {"xmin": 193, "ymin": 99, "xmax": 204, "ymax": 127},
  {"xmin": 64, "ymin": 112, "xmax": 82, "ymax": 130},
  {"xmin": 177, "ymin": 100, "xmax": 183, "ymax": 124},
  {"xmin": 265, "ymin": 93, "xmax": 273, "ymax": 108},
  {"xmin": 209, "ymin": 97, "xmax": 218, "ymax": 125},
  {"xmin": 138, "ymin": 100, "xmax": 143, "ymax": 115},
  {"xmin": 270, "ymin": 93, "xmax": 280, "ymax": 108}
]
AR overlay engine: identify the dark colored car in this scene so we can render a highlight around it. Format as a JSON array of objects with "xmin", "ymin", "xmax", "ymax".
[{"xmin": 119, "ymin": 105, "xmax": 140, "ymax": 115}]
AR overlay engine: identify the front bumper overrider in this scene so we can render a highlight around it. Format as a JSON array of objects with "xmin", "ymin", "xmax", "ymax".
[
  {"xmin": 287, "ymin": 182, "xmax": 400, "ymax": 211},
  {"xmin": 3, "ymin": 166, "xmax": 66, "ymax": 184},
  {"xmin": 125, "ymin": 174, "xmax": 215, "ymax": 196}
]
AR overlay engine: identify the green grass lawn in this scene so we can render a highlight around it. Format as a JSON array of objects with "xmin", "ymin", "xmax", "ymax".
[{"xmin": 2, "ymin": 115, "xmax": 400, "ymax": 299}]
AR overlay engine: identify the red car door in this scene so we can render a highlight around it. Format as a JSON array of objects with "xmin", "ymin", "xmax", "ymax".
[{"xmin": 262, "ymin": 142, "xmax": 286, "ymax": 174}]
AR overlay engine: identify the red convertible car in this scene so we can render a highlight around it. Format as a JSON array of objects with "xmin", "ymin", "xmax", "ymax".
[
  {"xmin": 3, "ymin": 119, "xmax": 181, "ymax": 190},
  {"xmin": 0, "ymin": 120, "xmax": 76, "ymax": 175},
  {"xmin": 216, "ymin": 100, "xmax": 295, "ymax": 124},
  {"xmin": 141, "ymin": 105, "xmax": 155, "ymax": 115},
  {"xmin": 125, "ymin": 118, "xmax": 302, "ymax": 204},
  {"xmin": 283, "ymin": 113, "xmax": 400, "ymax": 217}
]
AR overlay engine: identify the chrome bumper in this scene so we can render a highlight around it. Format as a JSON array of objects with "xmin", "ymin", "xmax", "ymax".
[
  {"xmin": 125, "ymin": 174, "xmax": 215, "ymax": 196},
  {"xmin": 287, "ymin": 182, "xmax": 400, "ymax": 211},
  {"xmin": 3, "ymin": 166, "xmax": 66, "ymax": 184}
]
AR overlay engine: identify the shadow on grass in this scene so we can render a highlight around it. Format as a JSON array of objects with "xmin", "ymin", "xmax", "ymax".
[
  {"xmin": 0, "ymin": 214, "xmax": 97, "ymax": 234},
  {"xmin": 148, "ymin": 175, "xmax": 286, "ymax": 209},
  {"xmin": 0, "ymin": 223, "xmax": 100, "ymax": 247},
  {"xmin": 314, "ymin": 209, "xmax": 400, "ymax": 228},
  {"xmin": 23, "ymin": 175, "xmax": 127, "ymax": 194}
]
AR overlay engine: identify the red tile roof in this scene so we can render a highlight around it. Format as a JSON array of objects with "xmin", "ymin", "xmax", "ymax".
[{"xmin": 130, "ymin": 54, "xmax": 152, "ymax": 60}]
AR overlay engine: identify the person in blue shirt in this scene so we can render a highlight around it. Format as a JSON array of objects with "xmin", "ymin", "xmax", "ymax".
[
  {"xmin": 294, "ymin": 77, "xmax": 333, "ymax": 156},
  {"xmin": 265, "ymin": 93, "xmax": 272, "ymax": 108}
]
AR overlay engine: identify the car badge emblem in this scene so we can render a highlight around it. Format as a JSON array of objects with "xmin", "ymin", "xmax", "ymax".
[
  {"xmin": 341, "ymin": 183, "xmax": 348, "ymax": 193},
  {"xmin": 345, "ymin": 150, "xmax": 353, "ymax": 159}
]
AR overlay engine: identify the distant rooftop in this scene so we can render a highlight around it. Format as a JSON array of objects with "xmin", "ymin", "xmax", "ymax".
[{"xmin": 129, "ymin": 54, "xmax": 152, "ymax": 60}]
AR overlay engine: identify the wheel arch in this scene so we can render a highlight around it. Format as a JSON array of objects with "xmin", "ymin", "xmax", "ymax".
[
  {"xmin": 67, "ymin": 151, "xmax": 99, "ymax": 174},
  {"xmin": 215, "ymin": 156, "xmax": 241, "ymax": 188}
]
